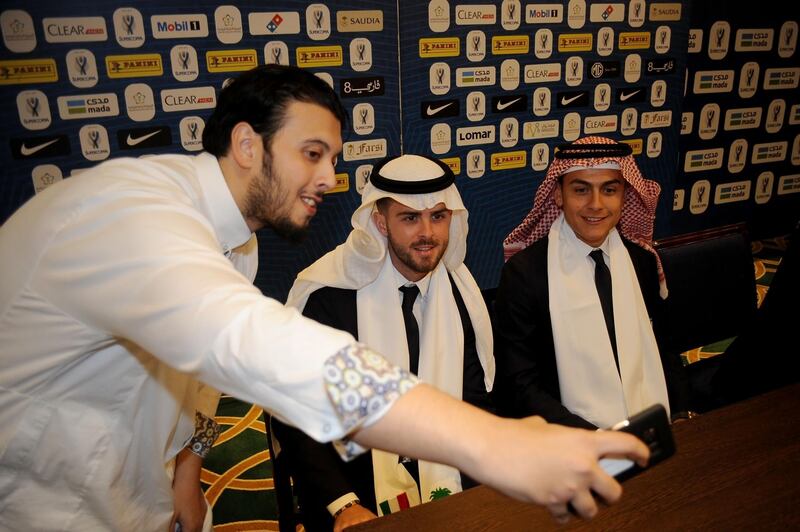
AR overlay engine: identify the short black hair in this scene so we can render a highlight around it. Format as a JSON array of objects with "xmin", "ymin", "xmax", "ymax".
[{"xmin": 202, "ymin": 65, "xmax": 347, "ymax": 157}]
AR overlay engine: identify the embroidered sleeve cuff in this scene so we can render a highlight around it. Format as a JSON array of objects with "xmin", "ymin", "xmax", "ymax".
[
  {"xmin": 323, "ymin": 342, "xmax": 418, "ymax": 460},
  {"xmin": 188, "ymin": 411, "xmax": 221, "ymax": 459},
  {"xmin": 327, "ymin": 493, "xmax": 361, "ymax": 517}
]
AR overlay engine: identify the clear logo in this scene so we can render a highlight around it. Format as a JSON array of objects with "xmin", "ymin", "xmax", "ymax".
[{"xmin": 43, "ymin": 16, "xmax": 107, "ymax": 43}]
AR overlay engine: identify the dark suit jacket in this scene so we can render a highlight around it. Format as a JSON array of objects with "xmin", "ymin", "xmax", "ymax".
[
  {"xmin": 493, "ymin": 236, "xmax": 690, "ymax": 430},
  {"xmin": 272, "ymin": 281, "xmax": 492, "ymax": 531}
]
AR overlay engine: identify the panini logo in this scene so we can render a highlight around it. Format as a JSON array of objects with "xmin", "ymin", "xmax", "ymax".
[
  {"xmin": 715, "ymin": 181, "xmax": 751, "ymax": 204},
  {"xmin": 583, "ymin": 114, "xmax": 618, "ymax": 134},
  {"xmin": 778, "ymin": 174, "xmax": 800, "ymax": 195},
  {"xmin": 296, "ymin": 46, "xmax": 343, "ymax": 67},
  {"xmin": 526, "ymin": 4, "xmax": 563, "ymax": 23},
  {"xmin": 589, "ymin": 3, "xmax": 625, "ymax": 23},
  {"xmin": 724, "ymin": 107, "xmax": 762, "ymax": 130},
  {"xmin": 735, "ymin": 29, "xmax": 773, "ymax": 51},
  {"xmin": 763, "ymin": 68, "xmax": 800, "ymax": 90},
  {"xmin": 523, "ymin": 119, "xmax": 559, "ymax": 140},
  {"xmin": 248, "ymin": 12, "xmax": 301, "ymax": 35},
  {"xmin": 619, "ymin": 32, "xmax": 650, "ymax": 50},
  {"xmin": 649, "ymin": 3, "xmax": 681, "ymax": 21},
  {"xmin": 105, "ymin": 54, "xmax": 162, "ymax": 78},
  {"xmin": 620, "ymin": 138, "xmax": 643, "ymax": 155},
  {"xmin": 44, "ymin": 16, "xmax": 107, "ymax": 43},
  {"xmin": 441, "ymin": 157, "xmax": 461, "ymax": 175},
  {"xmin": 684, "ymin": 148, "xmax": 723, "ymax": 172},
  {"xmin": 151, "ymin": 14, "xmax": 208, "ymax": 39},
  {"xmin": 641, "ymin": 110, "xmax": 672, "ymax": 129},
  {"xmin": 752, "ymin": 142, "xmax": 787, "ymax": 164},
  {"xmin": 693, "ymin": 70, "xmax": 734, "ymax": 93},
  {"xmin": 456, "ymin": 66, "xmax": 495, "ymax": 87},
  {"xmin": 343, "ymin": 138, "xmax": 387, "ymax": 161},
  {"xmin": 161, "ymin": 87, "xmax": 216, "ymax": 112},
  {"xmin": 524, "ymin": 63, "xmax": 561, "ymax": 83},
  {"xmin": 419, "ymin": 37, "xmax": 460, "ymax": 58},
  {"xmin": 492, "ymin": 35, "xmax": 529, "ymax": 54},
  {"xmin": 0, "ymin": 59, "xmax": 58, "ymax": 85},
  {"xmin": 455, "ymin": 5, "xmax": 497, "ymax": 25},
  {"xmin": 57, "ymin": 93, "xmax": 119, "ymax": 119},
  {"xmin": 337, "ymin": 10, "xmax": 383, "ymax": 32},
  {"xmin": 558, "ymin": 34, "xmax": 593, "ymax": 52},
  {"xmin": 329, "ymin": 173, "xmax": 349, "ymax": 194},
  {"xmin": 490, "ymin": 150, "xmax": 526, "ymax": 170},
  {"xmin": 456, "ymin": 125, "xmax": 495, "ymax": 146},
  {"xmin": 206, "ymin": 50, "xmax": 258, "ymax": 72}
]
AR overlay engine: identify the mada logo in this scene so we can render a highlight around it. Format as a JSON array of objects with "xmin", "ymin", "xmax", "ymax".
[
  {"xmin": 57, "ymin": 93, "xmax": 119, "ymax": 120},
  {"xmin": 734, "ymin": 28, "xmax": 774, "ymax": 52},
  {"xmin": 684, "ymin": 148, "xmax": 723, "ymax": 173},
  {"xmin": 714, "ymin": 181, "xmax": 751, "ymax": 205}
]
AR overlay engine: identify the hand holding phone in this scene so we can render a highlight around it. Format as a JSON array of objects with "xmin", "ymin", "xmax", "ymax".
[{"xmin": 599, "ymin": 404, "xmax": 676, "ymax": 481}]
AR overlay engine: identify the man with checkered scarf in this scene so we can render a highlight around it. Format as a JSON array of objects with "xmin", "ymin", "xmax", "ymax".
[{"xmin": 494, "ymin": 136, "xmax": 690, "ymax": 430}]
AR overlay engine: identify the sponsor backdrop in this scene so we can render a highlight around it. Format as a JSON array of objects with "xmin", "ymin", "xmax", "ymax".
[
  {"xmin": 672, "ymin": 1, "xmax": 800, "ymax": 236},
  {"xmin": 400, "ymin": 0, "xmax": 690, "ymax": 287}
]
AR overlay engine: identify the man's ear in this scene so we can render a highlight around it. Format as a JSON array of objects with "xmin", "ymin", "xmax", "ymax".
[
  {"xmin": 228, "ymin": 122, "xmax": 262, "ymax": 171},
  {"xmin": 372, "ymin": 209, "xmax": 389, "ymax": 237},
  {"xmin": 553, "ymin": 184, "xmax": 564, "ymax": 208}
]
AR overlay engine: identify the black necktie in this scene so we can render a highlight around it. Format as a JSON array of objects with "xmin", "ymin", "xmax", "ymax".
[
  {"xmin": 398, "ymin": 284, "xmax": 421, "ymax": 487},
  {"xmin": 589, "ymin": 249, "xmax": 619, "ymax": 373},
  {"xmin": 399, "ymin": 284, "xmax": 421, "ymax": 375}
]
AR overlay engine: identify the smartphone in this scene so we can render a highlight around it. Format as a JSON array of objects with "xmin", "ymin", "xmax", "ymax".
[{"xmin": 599, "ymin": 404, "xmax": 676, "ymax": 481}]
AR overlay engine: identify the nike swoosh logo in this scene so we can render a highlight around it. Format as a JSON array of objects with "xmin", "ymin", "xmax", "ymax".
[
  {"xmin": 620, "ymin": 89, "xmax": 641, "ymax": 102},
  {"xmin": 426, "ymin": 102, "xmax": 454, "ymax": 116},
  {"xmin": 126, "ymin": 130, "xmax": 161, "ymax": 146},
  {"xmin": 20, "ymin": 138, "xmax": 60, "ymax": 156},
  {"xmin": 560, "ymin": 94, "xmax": 583, "ymax": 105},
  {"xmin": 497, "ymin": 97, "xmax": 522, "ymax": 110}
]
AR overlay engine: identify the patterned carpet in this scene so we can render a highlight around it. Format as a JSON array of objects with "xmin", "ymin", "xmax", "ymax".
[{"xmin": 202, "ymin": 234, "xmax": 790, "ymax": 530}]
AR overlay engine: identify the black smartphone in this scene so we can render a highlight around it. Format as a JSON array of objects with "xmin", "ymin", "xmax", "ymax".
[{"xmin": 599, "ymin": 404, "xmax": 676, "ymax": 481}]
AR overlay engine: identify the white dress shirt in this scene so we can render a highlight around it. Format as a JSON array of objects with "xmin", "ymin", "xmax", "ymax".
[{"xmin": 0, "ymin": 152, "xmax": 396, "ymax": 531}]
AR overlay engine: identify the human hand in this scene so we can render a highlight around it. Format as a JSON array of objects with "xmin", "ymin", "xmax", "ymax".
[
  {"xmin": 474, "ymin": 416, "xmax": 649, "ymax": 522},
  {"xmin": 333, "ymin": 503, "xmax": 377, "ymax": 531},
  {"xmin": 169, "ymin": 449, "xmax": 208, "ymax": 532}
]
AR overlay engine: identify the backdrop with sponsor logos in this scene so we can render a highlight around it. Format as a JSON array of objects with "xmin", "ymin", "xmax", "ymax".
[
  {"xmin": 1, "ymin": 0, "xmax": 799, "ymax": 299},
  {"xmin": 671, "ymin": 0, "xmax": 800, "ymax": 237}
]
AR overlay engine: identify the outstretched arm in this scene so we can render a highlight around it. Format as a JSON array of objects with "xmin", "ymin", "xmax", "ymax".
[{"xmin": 351, "ymin": 384, "xmax": 648, "ymax": 520}]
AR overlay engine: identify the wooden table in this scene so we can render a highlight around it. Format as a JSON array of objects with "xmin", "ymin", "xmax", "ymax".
[{"xmin": 353, "ymin": 383, "xmax": 800, "ymax": 531}]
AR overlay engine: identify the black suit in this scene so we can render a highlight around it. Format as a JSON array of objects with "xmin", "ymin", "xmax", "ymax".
[
  {"xmin": 272, "ymin": 280, "xmax": 492, "ymax": 531},
  {"xmin": 493, "ymin": 236, "xmax": 689, "ymax": 430}
]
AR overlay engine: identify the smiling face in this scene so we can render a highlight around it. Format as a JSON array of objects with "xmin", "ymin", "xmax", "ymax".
[
  {"xmin": 372, "ymin": 199, "xmax": 452, "ymax": 282},
  {"xmin": 554, "ymin": 168, "xmax": 625, "ymax": 248},
  {"xmin": 242, "ymin": 100, "xmax": 342, "ymax": 239}
]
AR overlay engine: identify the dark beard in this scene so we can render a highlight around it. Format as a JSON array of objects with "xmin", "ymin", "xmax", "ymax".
[{"xmin": 244, "ymin": 152, "xmax": 309, "ymax": 243}]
